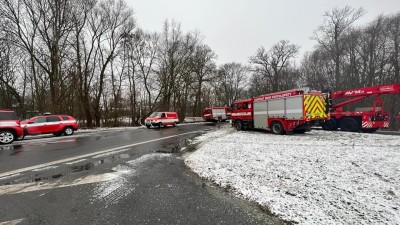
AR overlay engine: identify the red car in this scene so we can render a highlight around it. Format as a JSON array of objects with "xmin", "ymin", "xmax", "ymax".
[
  {"xmin": 21, "ymin": 114, "xmax": 78, "ymax": 137},
  {"xmin": 0, "ymin": 109, "xmax": 24, "ymax": 144}
]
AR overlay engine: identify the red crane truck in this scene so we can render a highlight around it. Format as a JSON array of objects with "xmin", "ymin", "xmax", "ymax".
[
  {"xmin": 231, "ymin": 88, "xmax": 328, "ymax": 134},
  {"xmin": 322, "ymin": 83, "xmax": 400, "ymax": 133}
]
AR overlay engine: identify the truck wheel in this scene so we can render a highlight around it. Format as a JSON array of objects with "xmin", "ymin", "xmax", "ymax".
[
  {"xmin": 0, "ymin": 130, "xmax": 15, "ymax": 144},
  {"xmin": 340, "ymin": 117, "xmax": 359, "ymax": 132},
  {"xmin": 271, "ymin": 122, "xmax": 284, "ymax": 135},
  {"xmin": 235, "ymin": 120, "xmax": 243, "ymax": 131},
  {"xmin": 173, "ymin": 122, "xmax": 177, "ymax": 127},
  {"xmin": 63, "ymin": 127, "xmax": 74, "ymax": 136},
  {"xmin": 146, "ymin": 125, "xmax": 151, "ymax": 129},
  {"xmin": 322, "ymin": 119, "xmax": 338, "ymax": 130}
]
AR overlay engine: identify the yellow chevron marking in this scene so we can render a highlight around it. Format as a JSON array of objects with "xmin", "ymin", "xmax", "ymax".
[{"xmin": 304, "ymin": 95, "xmax": 327, "ymax": 119}]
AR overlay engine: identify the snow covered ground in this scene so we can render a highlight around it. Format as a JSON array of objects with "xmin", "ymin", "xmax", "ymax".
[{"xmin": 184, "ymin": 127, "xmax": 400, "ymax": 224}]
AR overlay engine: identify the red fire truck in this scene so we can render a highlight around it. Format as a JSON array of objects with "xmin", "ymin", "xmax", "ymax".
[
  {"xmin": 202, "ymin": 107, "xmax": 231, "ymax": 122},
  {"xmin": 231, "ymin": 88, "xmax": 328, "ymax": 134},
  {"xmin": 322, "ymin": 83, "xmax": 400, "ymax": 133}
]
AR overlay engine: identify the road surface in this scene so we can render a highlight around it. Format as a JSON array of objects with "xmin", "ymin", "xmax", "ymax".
[{"xmin": 0, "ymin": 123, "xmax": 287, "ymax": 225}]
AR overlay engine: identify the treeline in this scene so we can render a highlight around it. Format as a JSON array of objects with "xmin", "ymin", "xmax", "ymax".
[{"xmin": 0, "ymin": 1, "xmax": 399, "ymax": 128}]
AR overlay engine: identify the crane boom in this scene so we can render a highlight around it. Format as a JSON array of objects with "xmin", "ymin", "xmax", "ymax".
[{"xmin": 331, "ymin": 83, "xmax": 400, "ymax": 99}]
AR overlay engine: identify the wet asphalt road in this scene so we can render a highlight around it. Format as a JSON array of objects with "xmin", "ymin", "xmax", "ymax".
[{"xmin": 0, "ymin": 123, "xmax": 287, "ymax": 225}]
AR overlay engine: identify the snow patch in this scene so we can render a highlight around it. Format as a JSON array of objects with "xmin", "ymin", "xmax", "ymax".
[{"xmin": 185, "ymin": 129, "xmax": 400, "ymax": 224}]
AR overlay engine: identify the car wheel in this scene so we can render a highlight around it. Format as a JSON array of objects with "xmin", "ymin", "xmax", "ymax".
[
  {"xmin": 63, "ymin": 127, "xmax": 74, "ymax": 136},
  {"xmin": 271, "ymin": 121, "xmax": 284, "ymax": 135},
  {"xmin": 17, "ymin": 131, "xmax": 25, "ymax": 140},
  {"xmin": 0, "ymin": 130, "xmax": 15, "ymax": 144}
]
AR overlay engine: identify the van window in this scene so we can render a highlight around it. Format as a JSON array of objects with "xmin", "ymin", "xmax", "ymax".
[
  {"xmin": 149, "ymin": 112, "xmax": 160, "ymax": 117},
  {"xmin": 161, "ymin": 113, "xmax": 166, "ymax": 118}
]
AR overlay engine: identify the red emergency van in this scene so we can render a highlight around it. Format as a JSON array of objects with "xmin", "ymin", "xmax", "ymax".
[{"xmin": 145, "ymin": 112, "xmax": 179, "ymax": 128}]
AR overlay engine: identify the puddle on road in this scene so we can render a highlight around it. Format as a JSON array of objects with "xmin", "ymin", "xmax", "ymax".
[
  {"xmin": 156, "ymin": 139, "xmax": 190, "ymax": 153},
  {"xmin": 0, "ymin": 145, "xmax": 22, "ymax": 151}
]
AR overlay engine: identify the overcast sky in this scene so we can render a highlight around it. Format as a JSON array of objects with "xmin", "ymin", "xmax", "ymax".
[{"xmin": 126, "ymin": 0, "xmax": 400, "ymax": 65}]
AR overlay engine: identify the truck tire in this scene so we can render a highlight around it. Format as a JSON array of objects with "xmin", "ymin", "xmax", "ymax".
[
  {"xmin": 235, "ymin": 120, "xmax": 243, "ymax": 131},
  {"xmin": 322, "ymin": 119, "xmax": 338, "ymax": 130},
  {"xmin": 340, "ymin": 117, "xmax": 359, "ymax": 132},
  {"xmin": 0, "ymin": 130, "xmax": 15, "ymax": 144},
  {"xmin": 146, "ymin": 125, "xmax": 151, "ymax": 129},
  {"xmin": 271, "ymin": 121, "xmax": 284, "ymax": 135}
]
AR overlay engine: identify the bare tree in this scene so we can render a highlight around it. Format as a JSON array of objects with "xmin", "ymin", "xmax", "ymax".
[
  {"xmin": 131, "ymin": 29, "xmax": 160, "ymax": 119},
  {"xmin": 313, "ymin": 5, "xmax": 365, "ymax": 89},
  {"xmin": 191, "ymin": 44, "xmax": 216, "ymax": 116},
  {"xmin": 250, "ymin": 40, "xmax": 300, "ymax": 92},
  {"xmin": 213, "ymin": 63, "xmax": 248, "ymax": 106},
  {"xmin": 156, "ymin": 20, "xmax": 197, "ymax": 115},
  {"xmin": 91, "ymin": 0, "xmax": 135, "ymax": 126}
]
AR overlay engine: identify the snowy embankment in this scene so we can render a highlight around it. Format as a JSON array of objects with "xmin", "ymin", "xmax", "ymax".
[{"xmin": 184, "ymin": 127, "xmax": 400, "ymax": 224}]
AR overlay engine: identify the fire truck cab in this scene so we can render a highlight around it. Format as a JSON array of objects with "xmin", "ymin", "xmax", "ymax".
[{"xmin": 231, "ymin": 89, "xmax": 327, "ymax": 134}]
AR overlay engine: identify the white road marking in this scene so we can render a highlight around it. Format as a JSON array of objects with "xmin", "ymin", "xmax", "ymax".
[
  {"xmin": 32, "ymin": 166, "xmax": 59, "ymax": 172},
  {"xmin": 0, "ymin": 172, "xmax": 126, "ymax": 195},
  {"xmin": 47, "ymin": 139, "xmax": 77, "ymax": 144},
  {"xmin": 0, "ymin": 173, "xmax": 20, "ymax": 181},
  {"xmin": 0, "ymin": 130, "xmax": 204, "ymax": 179},
  {"xmin": 64, "ymin": 159, "xmax": 87, "ymax": 165},
  {"xmin": 0, "ymin": 218, "xmax": 25, "ymax": 225},
  {"xmin": 92, "ymin": 149, "xmax": 129, "ymax": 159}
]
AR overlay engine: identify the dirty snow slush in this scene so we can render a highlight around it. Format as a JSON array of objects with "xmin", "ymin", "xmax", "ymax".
[{"xmin": 184, "ymin": 128, "xmax": 400, "ymax": 224}]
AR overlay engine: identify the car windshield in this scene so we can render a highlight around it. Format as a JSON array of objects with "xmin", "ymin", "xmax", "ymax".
[{"xmin": 149, "ymin": 112, "xmax": 160, "ymax": 117}]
